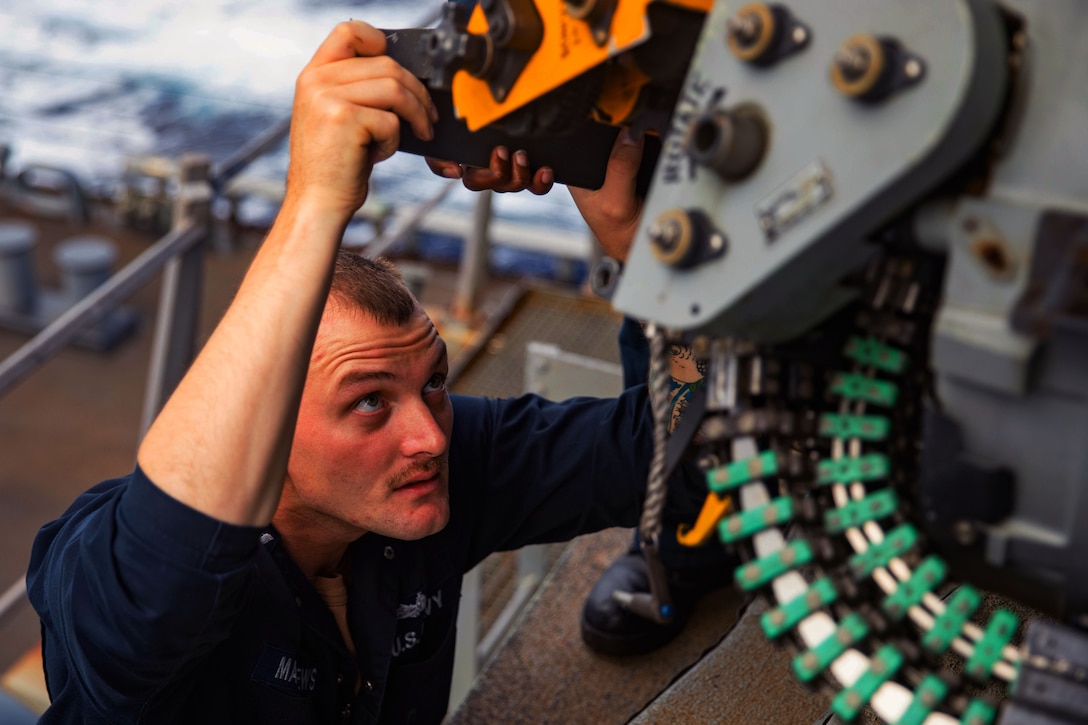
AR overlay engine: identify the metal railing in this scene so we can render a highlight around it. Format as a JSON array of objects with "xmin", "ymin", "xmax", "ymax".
[{"xmin": 0, "ymin": 138, "xmax": 278, "ymax": 633}]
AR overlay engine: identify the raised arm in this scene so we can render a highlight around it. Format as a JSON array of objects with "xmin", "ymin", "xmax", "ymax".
[
  {"xmin": 571, "ymin": 130, "xmax": 705, "ymax": 426},
  {"xmin": 137, "ymin": 22, "xmax": 436, "ymax": 526},
  {"xmin": 569, "ymin": 128, "xmax": 645, "ymax": 262}
]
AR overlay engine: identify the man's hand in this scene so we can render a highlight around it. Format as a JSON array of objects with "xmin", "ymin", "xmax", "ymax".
[
  {"xmin": 424, "ymin": 126, "xmax": 643, "ymax": 259},
  {"xmin": 287, "ymin": 21, "xmax": 437, "ymax": 220},
  {"xmin": 569, "ymin": 129, "xmax": 645, "ymax": 262},
  {"xmin": 425, "ymin": 147, "xmax": 554, "ymax": 195}
]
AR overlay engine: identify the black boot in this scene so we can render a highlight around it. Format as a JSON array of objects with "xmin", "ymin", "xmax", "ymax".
[{"xmin": 580, "ymin": 549, "xmax": 737, "ymax": 656}]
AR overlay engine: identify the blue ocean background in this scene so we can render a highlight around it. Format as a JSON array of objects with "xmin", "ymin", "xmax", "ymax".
[{"xmin": 0, "ymin": 0, "xmax": 589, "ymax": 280}]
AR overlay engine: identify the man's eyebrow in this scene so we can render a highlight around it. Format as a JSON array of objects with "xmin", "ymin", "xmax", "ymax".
[{"xmin": 337, "ymin": 370, "xmax": 397, "ymax": 388}]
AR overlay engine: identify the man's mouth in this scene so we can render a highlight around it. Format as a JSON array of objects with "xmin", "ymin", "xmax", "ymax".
[
  {"xmin": 398, "ymin": 473, "xmax": 437, "ymax": 488},
  {"xmin": 393, "ymin": 467, "xmax": 443, "ymax": 491}
]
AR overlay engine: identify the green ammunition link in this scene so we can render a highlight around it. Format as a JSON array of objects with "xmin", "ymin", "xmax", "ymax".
[
  {"xmin": 830, "ymin": 372, "xmax": 899, "ymax": 407},
  {"xmin": 824, "ymin": 488, "xmax": 898, "ymax": 534},
  {"xmin": 894, "ymin": 673, "xmax": 949, "ymax": 725},
  {"xmin": 719, "ymin": 496, "xmax": 794, "ymax": 544},
  {"xmin": 735, "ymin": 540, "xmax": 814, "ymax": 592},
  {"xmin": 817, "ymin": 454, "xmax": 891, "ymax": 486},
  {"xmin": 965, "ymin": 608, "xmax": 1018, "ymax": 682},
  {"xmin": 819, "ymin": 413, "xmax": 891, "ymax": 441},
  {"xmin": 923, "ymin": 585, "xmax": 982, "ymax": 656},
  {"xmin": 844, "ymin": 336, "xmax": 909, "ymax": 374},
  {"xmin": 707, "ymin": 450, "xmax": 779, "ymax": 493},
  {"xmin": 960, "ymin": 699, "xmax": 997, "ymax": 725},
  {"xmin": 792, "ymin": 612, "xmax": 869, "ymax": 683},
  {"xmin": 761, "ymin": 578, "xmax": 838, "ymax": 639},
  {"xmin": 831, "ymin": 644, "xmax": 903, "ymax": 721},
  {"xmin": 848, "ymin": 523, "xmax": 918, "ymax": 579},
  {"xmin": 882, "ymin": 555, "xmax": 947, "ymax": 621}
]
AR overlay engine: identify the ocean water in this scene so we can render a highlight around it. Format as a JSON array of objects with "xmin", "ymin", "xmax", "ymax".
[{"xmin": 0, "ymin": 0, "xmax": 587, "ymax": 248}]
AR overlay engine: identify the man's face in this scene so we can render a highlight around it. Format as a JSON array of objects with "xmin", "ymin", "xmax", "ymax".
[{"xmin": 285, "ymin": 301, "xmax": 453, "ymax": 542}]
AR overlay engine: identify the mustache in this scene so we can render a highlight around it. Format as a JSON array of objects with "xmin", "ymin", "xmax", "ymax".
[{"xmin": 390, "ymin": 454, "xmax": 449, "ymax": 488}]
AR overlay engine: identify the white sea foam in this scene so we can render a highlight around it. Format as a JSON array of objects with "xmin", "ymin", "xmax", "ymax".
[{"xmin": 0, "ymin": 0, "xmax": 584, "ymax": 233}]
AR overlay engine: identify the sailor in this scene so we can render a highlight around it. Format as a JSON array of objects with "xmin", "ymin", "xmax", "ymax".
[{"xmin": 27, "ymin": 20, "xmax": 717, "ymax": 724}]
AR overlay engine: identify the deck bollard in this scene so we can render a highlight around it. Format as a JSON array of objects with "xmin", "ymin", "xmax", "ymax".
[
  {"xmin": 52, "ymin": 235, "xmax": 121, "ymax": 343},
  {"xmin": 0, "ymin": 221, "xmax": 39, "ymax": 317},
  {"xmin": 52, "ymin": 236, "xmax": 118, "ymax": 305}
]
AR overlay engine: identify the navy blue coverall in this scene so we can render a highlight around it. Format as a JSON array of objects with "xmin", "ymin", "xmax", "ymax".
[{"xmin": 27, "ymin": 390, "xmax": 654, "ymax": 724}]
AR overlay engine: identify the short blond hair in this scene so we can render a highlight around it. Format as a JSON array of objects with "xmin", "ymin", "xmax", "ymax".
[{"xmin": 329, "ymin": 250, "xmax": 419, "ymax": 325}]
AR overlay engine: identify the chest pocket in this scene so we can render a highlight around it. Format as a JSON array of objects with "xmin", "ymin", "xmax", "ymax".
[
  {"xmin": 382, "ymin": 618, "xmax": 458, "ymax": 724},
  {"xmin": 389, "ymin": 581, "xmax": 457, "ymax": 665},
  {"xmin": 247, "ymin": 646, "xmax": 323, "ymax": 724}
]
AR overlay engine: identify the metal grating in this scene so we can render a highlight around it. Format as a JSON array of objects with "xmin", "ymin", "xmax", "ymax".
[
  {"xmin": 449, "ymin": 283, "xmax": 625, "ymax": 642},
  {"xmin": 452, "ymin": 284, "xmax": 624, "ymax": 399}
]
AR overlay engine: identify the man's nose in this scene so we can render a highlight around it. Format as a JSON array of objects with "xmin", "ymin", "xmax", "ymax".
[{"xmin": 399, "ymin": 398, "xmax": 449, "ymax": 457}]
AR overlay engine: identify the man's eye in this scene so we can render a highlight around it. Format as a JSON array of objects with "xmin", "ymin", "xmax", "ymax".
[
  {"xmin": 423, "ymin": 374, "xmax": 446, "ymax": 394},
  {"xmin": 354, "ymin": 393, "xmax": 382, "ymax": 413}
]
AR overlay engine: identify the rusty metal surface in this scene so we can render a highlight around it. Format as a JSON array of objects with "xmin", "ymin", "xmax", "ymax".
[
  {"xmin": 449, "ymin": 526, "xmax": 751, "ymax": 725},
  {"xmin": 630, "ymin": 596, "xmax": 832, "ymax": 725}
]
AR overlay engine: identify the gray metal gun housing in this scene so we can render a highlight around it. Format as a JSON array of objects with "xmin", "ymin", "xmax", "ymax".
[{"xmin": 615, "ymin": 0, "xmax": 1088, "ymax": 620}]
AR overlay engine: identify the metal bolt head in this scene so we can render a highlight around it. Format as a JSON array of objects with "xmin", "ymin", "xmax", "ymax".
[
  {"xmin": 830, "ymin": 34, "xmax": 895, "ymax": 99},
  {"xmin": 835, "ymin": 45, "xmax": 872, "ymax": 80},
  {"xmin": 725, "ymin": 3, "xmax": 776, "ymax": 63},
  {"xmin": 650, "ymin": 218, "xmax": 683, "ymax": 252},
  {"xmin": 727, "ymin": 13, "xmax": 762, "ymax": 47}
]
